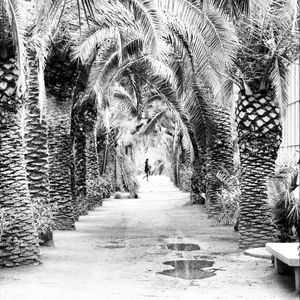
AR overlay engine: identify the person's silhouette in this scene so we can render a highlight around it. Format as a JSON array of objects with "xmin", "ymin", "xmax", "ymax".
[{"xmin": 143, "ymin": 159, "xmax": 150, "ymax": 181}]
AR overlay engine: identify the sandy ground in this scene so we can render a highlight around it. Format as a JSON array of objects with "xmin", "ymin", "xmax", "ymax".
[{"xmin": 0, "ymin": 176, "xmax": 298, "ymax": 300}]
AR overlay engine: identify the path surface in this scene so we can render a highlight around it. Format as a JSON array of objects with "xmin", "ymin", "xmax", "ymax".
[{"xmin": 0, "ymin": 176, "xmax": 297, "ymax": 299}]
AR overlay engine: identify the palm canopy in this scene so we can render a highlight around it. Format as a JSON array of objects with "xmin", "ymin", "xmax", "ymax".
[
  {"xmin": 71, "ymin": 0, "xmax": 242, "ymax": 155},
  {"xmin": 232, "ymin": 0, "xmax": 299, "ymax": 114}
]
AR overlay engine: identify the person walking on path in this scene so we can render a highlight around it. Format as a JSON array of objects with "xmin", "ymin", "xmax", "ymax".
[{"xmin": 143, "ymin": 159, "xmax": 150, "ymax": 181}]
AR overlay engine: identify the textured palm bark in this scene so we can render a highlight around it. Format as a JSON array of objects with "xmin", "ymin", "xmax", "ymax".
[
  {"xmin": 47, "ymin": 97, "xmax": 75, "ymax": 230},
  {"xmin": 97, "ymin": 132, "xmax": 107, "ymax": 174},
  {"xmin": 206, "ymin": 105, "xmax": 234, "ymax": 218},
  {"xmin": 178, "ymin": 157, "xmax": 191, "ymax": 192},
  {"xmin": 69, "ymin": 66, "xmax": 91, "ymax": 217},
  {"xmin": 172, "ymin": 143, "xmax": 180, "ymax": 187},
  {"xmin": 190, "ymin": 148, "xmax": 206, "ymax": 204},
  {"xmin": 44, "ymin": 47, "xmax": 78, "ymax": 230},
  {"xmin": 236, "ymin": 89, "xmax": 281, "ymax": 248},
  {"xmin": 86, "ymin": 131, "xmax": 102, "ymax": 208},
  {"xmin": 98, "ymin": 130, "xmax": 117, "ymax": 176},
  {"xmin": 24, "ymin": 50, "xmax": 50, "ymax": 203},
  {"xmin": 0, "ymin": 59, "xmax": 40, "ymax": 267},
  {"xmin": 72, "ymin": 109, "xmax": 87, "ymax": 216},
  {"xmin": 85, "ymin": 108, "xmax": 103, "ymax": 208}
]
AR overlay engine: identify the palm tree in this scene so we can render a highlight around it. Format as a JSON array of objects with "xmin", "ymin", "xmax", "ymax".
[
  {"xmin": 67, "ymin": 0, "xmax": 162, "ymax": 211},
  {"xmin": 44, "ymin": 40, "xmax": 78, "ymax": 229},
  {"xmin": 161, "ymin": 11, "xmax": 236, "ymax": 214},
  {"xmin": 0, "ymin": 2, "xmax": 40, "ymax": 266},
  {"xmin": 206, "ymin": 104, "xmax": 234, "ymax": 217},
  {"xmin": 231, "ymin": 0, "xmax": 299, "ymax": 248}
]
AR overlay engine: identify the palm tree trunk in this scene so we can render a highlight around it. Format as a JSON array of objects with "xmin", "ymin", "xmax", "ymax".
[
  {"xmin": 24, "ymin": 50, "xmax": 50, "ymax": 203},
  {"xmin": 72, "ymin": 108, "xmax": 87, "ymax": 216},
  {"xmin": 69, "ymin": 66, "xmax": 91, "ymax": 216},
  {"xmin": 236, "ymin": 88, "xmax": 281, "ymax": 248},
  {"xmin": 44, "ymin": 47, "xmax": 78, "ymax": 230},
  {"xmin": 206, "ymin": 105, "xmax": 234, "ymax": 218},
  {"xmin": 0, "ymin": 58, "xmax": 40, "ymax": 267},
  {"xmin": 190, "ymin": 147, "xmax": 206, "ymax": 204},
  {"xmin": 47, "ymin": 97, "xmax": 75, "ymax": 230},
  {"xmin": 23, "ymin": 49, "xmax": 54, "ymax": 245},
  {"xmin": 97, "ymin": 132, "xmax": 107, "ymax": 175},
  {"xmin": 85, "ymin": 108, "xmax": 103, "ymax": 208}
]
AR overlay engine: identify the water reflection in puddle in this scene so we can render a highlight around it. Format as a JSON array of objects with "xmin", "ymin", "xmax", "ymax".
[{"xmin": 158, "ymin": 260, "xmax": 216, "ymax": 280}]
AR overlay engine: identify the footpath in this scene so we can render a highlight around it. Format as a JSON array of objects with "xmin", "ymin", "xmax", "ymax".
[{"xmin": 0, "ymin": 176, "xmax": 297, "ymax": 299}]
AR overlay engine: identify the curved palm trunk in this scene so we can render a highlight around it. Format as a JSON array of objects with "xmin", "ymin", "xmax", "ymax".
[
  {"xmin": 236, "ymin": 88, "xmax": 281, "ymax": 248},
  {"xmin": 0, "ymin": 59, "xmax": 39, "ymax": 267},
  {"xmin": 206, "ymin": 105, "xmax": 234, "ymax": 218}
]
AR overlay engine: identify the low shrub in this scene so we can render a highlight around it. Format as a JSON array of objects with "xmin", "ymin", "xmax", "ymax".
[
  {"xmin": 31, "ymin": 199, "xmax": 57, "ymax": 245},
  {"xmin": 114, "ymin": 192, "xmax": 122, "ymax": 199},
  {"xmin": 215, "ymin": 166, "xmax": 241, "ymax": 226},
  {"xmin": 216, "ymin": 188, "xmax": 240, "ymax": 226},
  {"xmin": 178, "ymin": 164, "xmax": 193, "ymax": 192},
  {"xmin": 86, "ymin": 175, "xmax": 113, "ymax": 207},
  {"xmin": 76, "ymin": 194, "xmax": 90, "ymax": 216},
  {"xmin": 267, "ymin": 165, "xmax": 300, "ymax": 242}
]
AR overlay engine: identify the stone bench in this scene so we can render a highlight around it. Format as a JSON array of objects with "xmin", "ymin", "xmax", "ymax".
[{"xmin": 266, "ymin": 243, "xmax": 300, "ymax": 292}]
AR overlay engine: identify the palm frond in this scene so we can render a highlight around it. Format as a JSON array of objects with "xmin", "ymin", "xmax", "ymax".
[
  {"xmin": 236, "ymin": 0, "xmax": 299, "ymax": 97},
  {"xmin": 157, "ymin": 0, "xmax": 237, "ymax": 68},
  {"xmin": 113, "ymin": 84, "xmax": 138, "ymax": 114},
  {"xmin": 269, "ymin": 57, "xmax": 290, "ymax": 116},
  {"xmin": 212, "ymin": 0, "xmax": 250, "ymax": 18},
  {"xmin": 184, "ymin": 83, "xmax": 216, "ymax": 148},
  {"xmin": 140, "ymin": 110, "xmax": 166, "ymax": 136},
  {"xmin": 92, "ymin": 0, "xmax": 136, "ymax": 29},
  {"xmin": 71, "ymin": 26, "xmax": 118, "ymax": 63},
  {"xmin": 89, "ymin": 38, "xmax": 144, "ymax": 95},
  {"xmin": 47, "ymin": 0, "xmax": 96, "ymax": 32},
  {"xmin": 120, "ymin": 0, "xmax": 161, "ymax": 54},
  {"xmin": 143, "ymin": 93, "xmax": 162, "ymax": 108},
  {"xmin": 130, "ymin": 56, "xmax": 200, "ymax": 157},
  {"xmin": 3, "ymin": 0, "xmax": 27, "ymax": 95}
]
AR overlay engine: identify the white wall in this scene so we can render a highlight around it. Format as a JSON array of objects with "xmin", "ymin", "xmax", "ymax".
[{"xmin": 277, "ymin": 59, "xmax": 300, "ymax": 164}]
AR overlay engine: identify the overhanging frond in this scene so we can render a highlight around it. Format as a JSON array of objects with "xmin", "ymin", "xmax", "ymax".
[
  {"xmin": 71, "ymin": 27, "xmax": 118, "ymax": 63},
  {"xmin": 3, "ymin": 0, "xmax": 27, "ymax": 95},
  {"xmin": 140, "ymin": 110, "xmax": 166, "ymax": 136},
  {"xmin": 120, "ymin": 0, "xmax": 161, "ymax": 54},
  {"xmin": 212, "ymin": 0, "xmax": 250, "ymax": 18},
  {"xmin": 269, "ymin": 57, "xmax": 290, "ymax": 116}
]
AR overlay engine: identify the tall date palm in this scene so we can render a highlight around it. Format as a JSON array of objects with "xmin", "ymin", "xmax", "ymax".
[{"xmin": 232, "ymin": 0, "xmax": 299, "ymax": 248}]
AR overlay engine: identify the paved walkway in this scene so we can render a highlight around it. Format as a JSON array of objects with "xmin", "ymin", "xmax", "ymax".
[{"xmin": 0, "ymin": 176, "xmax": 297, "ymax": 299}]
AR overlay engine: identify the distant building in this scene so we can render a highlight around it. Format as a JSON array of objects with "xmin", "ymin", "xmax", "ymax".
[{"xmin": 277, "ymin": 59, "xmax": 300, "ymax": 165}]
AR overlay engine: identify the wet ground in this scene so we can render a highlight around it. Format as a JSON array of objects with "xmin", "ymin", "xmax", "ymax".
[{"xmin": 0, "ymin": 176, "xmax": 297, "ymax": 299}]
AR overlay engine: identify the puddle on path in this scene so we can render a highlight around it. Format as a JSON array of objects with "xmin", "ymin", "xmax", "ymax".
[
  {"xmin": 167, "ymin": 243, "xmax": 200, "ymax": 251},
  {"xmin": 158, "ymin": 260, "xmax": 216, "ymax": 280}
]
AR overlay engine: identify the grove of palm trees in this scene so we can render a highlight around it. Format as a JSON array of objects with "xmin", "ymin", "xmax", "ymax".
[{"xmin": 0, "ymin": 0, "xmax": 299, "ymax": 299}]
